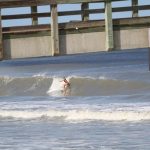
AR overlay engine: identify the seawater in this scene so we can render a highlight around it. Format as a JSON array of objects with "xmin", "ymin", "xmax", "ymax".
[{"xmin": 0, "ymin": 49, "xmax": 150, "ymax": 150}]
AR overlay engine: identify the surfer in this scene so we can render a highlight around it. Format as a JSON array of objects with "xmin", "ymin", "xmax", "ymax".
[{"xmin": 62, "ymin": 77, "xmax": 71, "ymax": 96}]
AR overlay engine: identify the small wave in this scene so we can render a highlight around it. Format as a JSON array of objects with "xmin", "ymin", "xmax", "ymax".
[
  {"xmin": 32, "ymin": 73, "xmax": 47, "ymax": 77},
  {"xmin": 69, "ymin": 77, "xmax": 150, "ymax": 96},
  {"xmin": 0, "ymin": 76, "xmax": 53, "ymax": 96}
]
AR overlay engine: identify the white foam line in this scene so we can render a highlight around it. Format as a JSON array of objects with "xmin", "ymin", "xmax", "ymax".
[{"xmin": 0, "ymin": 109, "xmax": 150, "ymax": 122}]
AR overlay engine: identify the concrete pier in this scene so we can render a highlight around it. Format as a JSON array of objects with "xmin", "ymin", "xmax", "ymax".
[{"xmin": 0, "ymin": 0, "xmax": 150, "ymax": 59}]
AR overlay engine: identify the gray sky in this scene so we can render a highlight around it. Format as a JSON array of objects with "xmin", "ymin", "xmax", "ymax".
[{"xmin": 1, "ymin": 0, "xmax": 150, "ymax": 27}]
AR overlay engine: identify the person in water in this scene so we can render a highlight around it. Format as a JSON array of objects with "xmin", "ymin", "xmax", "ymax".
[{"xmin": 62, "ymin": 77, "xmax": 71, "ymax": 96}]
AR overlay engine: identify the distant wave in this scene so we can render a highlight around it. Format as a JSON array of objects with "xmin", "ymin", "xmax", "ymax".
[{"xmin": 0, "ymin": 76, "xmax": 150, "ymax": 96}]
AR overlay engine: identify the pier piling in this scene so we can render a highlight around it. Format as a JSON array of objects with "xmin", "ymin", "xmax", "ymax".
[
  {"xmin": 132, "ymin": 0, "xmax": 138, "ymax": 18},
  {"xmin": 51, "ymin": 4, "xmax": 59, "ymax": 56},
  {"xmin": 31, "ymin": 6, "xmax": 38, "ymax": 25},
  {"xmin": 105, "ymin": 0, "xmax": 114, "ymax": 51},
  {"xmin": 0, "ymin": 9, "xmax": 3, "ymax": 60},
  {"xmin": 81, "ymin": 3, "xmax": 89, "ymax": 21}
]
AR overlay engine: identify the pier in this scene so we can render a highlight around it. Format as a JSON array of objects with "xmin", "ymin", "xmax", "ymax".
[{"xmin": 0, "ymin": 0, "xmax": 150, "ymax": 59}]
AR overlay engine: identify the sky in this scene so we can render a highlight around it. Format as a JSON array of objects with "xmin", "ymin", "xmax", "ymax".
[{"xmin": 1, "ymin": 0, "xmax": 150, "ymax": 27}]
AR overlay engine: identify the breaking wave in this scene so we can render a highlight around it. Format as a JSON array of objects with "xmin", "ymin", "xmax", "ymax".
[
  {"xmin": 0, "ymin": 107, "xmax": 150, "ymax": 122},
  {"xmin": 0, "ymin": 75, "xmax": 150, "ymax": 96}
]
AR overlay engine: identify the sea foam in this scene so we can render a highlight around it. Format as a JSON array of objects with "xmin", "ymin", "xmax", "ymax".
[{"xmin": 0, "ymin": 108, "xmax": 150, "ymax": 122}]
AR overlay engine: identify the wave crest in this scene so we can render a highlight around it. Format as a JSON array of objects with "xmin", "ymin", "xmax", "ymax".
[{"xmin": 0, "ymin": 76, "xmax": 150, "ymax": 96}]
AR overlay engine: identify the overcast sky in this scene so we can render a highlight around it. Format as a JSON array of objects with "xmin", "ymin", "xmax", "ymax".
[{"xmin": 1, "ymin": 0, "xmax": 150, "ymax": 27}]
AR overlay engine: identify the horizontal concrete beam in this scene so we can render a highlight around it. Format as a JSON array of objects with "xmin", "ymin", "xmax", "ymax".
[
  {"xmin": 0, "ymin": 0, "xmax": 127, "ymax": 8},
  {"xmin": 2, "ymin": 17, "xmax": 150, "ymax": 35},
  {"xmin": 2, "ymin": 5, "xmax": 150, "ymax": 20}
]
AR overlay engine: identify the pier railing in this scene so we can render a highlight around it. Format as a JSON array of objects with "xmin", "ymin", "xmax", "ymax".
[{"xmin": 0, "ymin": 0, "xmax": 150, "ymax": 59}]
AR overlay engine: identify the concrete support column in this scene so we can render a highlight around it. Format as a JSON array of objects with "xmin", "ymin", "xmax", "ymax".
[
  {"xmin": 132, "ymin": 0, "xmax": 138, "ymax": 18},
  {"xmin": 148, "ymin": 28, "xmax": 150, "ymax": 71},
  {"xmin": 149, "ymin": 48, "xmax": 150, "ymax": 71},
  {"xmin": 31, "ymin": 6, "xmax": 38, "ymax": 25},
  {"xmin": 0, "ymin": 9, "xmax": 3, "ymax": 60},
  {"xmin": 105, "ymin": 0, "xmax": 114, "ymax": 51},
  {"xmin": 51, "ymin": 4, "xmax": 59, "ymax": 56},
  {"xmin": 81, "ymin": 3, "xmax": 89, "ymax": 21}
]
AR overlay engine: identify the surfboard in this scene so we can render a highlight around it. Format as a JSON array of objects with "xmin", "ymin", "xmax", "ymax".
[
  {"xmin": 47, "ymin": 77, "xmax": 71, "ymax": 96},
  {"xmin": 47, "ymin": 78, "xmax": 64, "ymax": 96}
]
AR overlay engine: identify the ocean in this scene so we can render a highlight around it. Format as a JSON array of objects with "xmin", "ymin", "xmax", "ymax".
[{"xmin": 0, "ymin": 48, "xmax": 150, "ymax": 150}]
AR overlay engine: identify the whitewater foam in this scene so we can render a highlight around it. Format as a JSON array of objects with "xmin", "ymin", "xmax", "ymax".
[{"xmin": 0, "ymin": 108, "xmax": 150, "ymax": 122}]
